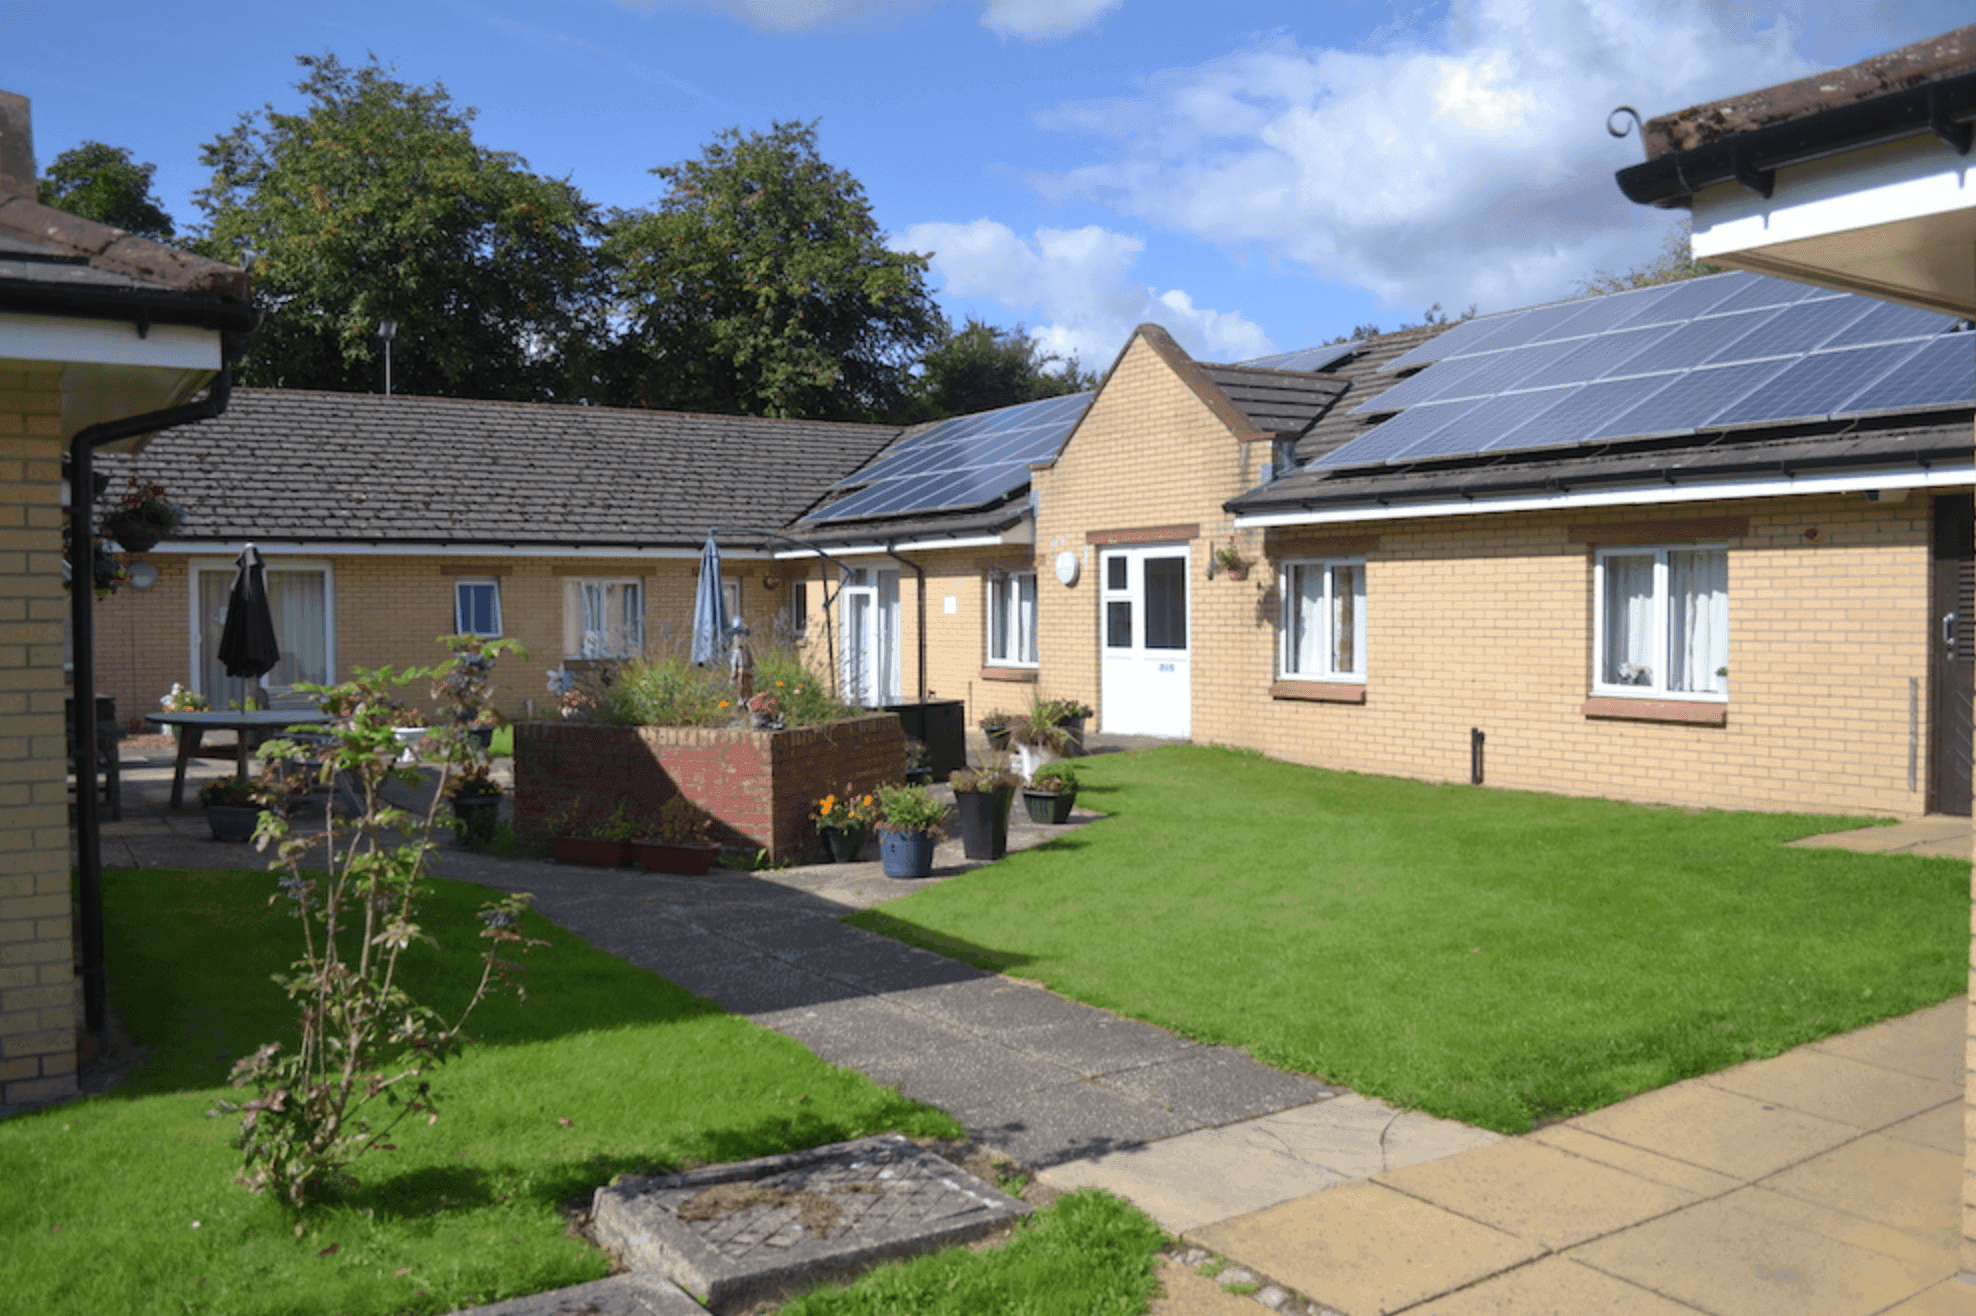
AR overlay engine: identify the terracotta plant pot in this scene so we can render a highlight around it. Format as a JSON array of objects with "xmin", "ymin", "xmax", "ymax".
[
  {"xmin": 551, "ymin": 835, "xmax": 630, "ymax": 867},
  {"xmin": 879, "ymin": 829, "xmax": 936, "ymax": 879},
  {"xmin": 205, "ymin": 803, "xmax": 260, "ymax": 843},
  {"xmin": 633, "ymin": 840, "xmax": 716, "ymax": 875},
  {"xmin": 1022, "ymin": 788, "xmax": 1077, "ymax": 825}
]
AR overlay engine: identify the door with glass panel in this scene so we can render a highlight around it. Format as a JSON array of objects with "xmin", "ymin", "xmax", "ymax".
[
  {"xmin": 1930, "ymin": 495, "xmax": 1973, "ymax": 815},
  {"xmin": 838, "ymin": 567, "xmax": 900, "ymax": 707},
  {"xmin": 1098, "ymin": 545, "xmax": 1190, "ymax": 737},
  {"xmin": 193, "ymin": 562, "xmax": 333, "ymax": 707}
]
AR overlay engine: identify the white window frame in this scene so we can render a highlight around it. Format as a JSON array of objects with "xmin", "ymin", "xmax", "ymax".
[
  {"xmin": 1279, "ymin": 557, "xmax": 1366, "ymax": 682},
  {"xmin": 986, "ymin": 568, "xmax": 1038, "ymax": 668},
  {"xmin": 785, "ymin": 576, "xmax": 810, "ymax": 638},
  {"xmin": 188, "ymin": 557, "xmax": 337, "ymax": 700},
  {"xmin": 1590, "ymin": 544, "xmax": 1729, "ymax": 702},
  {"xmin": 562, "ymin": 577, "xmax": 644, "ymax": 660},
  {"xmin": 453, "ymin": 577, "xmax": 503, "ymax": 638}
]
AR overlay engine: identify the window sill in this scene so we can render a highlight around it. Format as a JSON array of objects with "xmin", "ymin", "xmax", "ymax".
[
  {"xmin": 1271, "ymin": 680, "xmax": 1366, "ymax": 704},
  {"xmin": 980, "ymin": 666, "xmax": 1039, "ymax": 683},
  {"xmin": 1581, "ymin": 697, "xmax": 1726, "ymax": 726}
]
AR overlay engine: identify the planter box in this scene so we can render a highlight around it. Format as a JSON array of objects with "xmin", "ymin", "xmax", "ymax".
[
  {"xmin": 1022, "ymin": 788, "xmax": 1076, "ymax": 825},
  {"xmin": 517, "ymin": 715, "xmax": 904, "ymax": 865},
  {"xmin": 551, "ymin": 836, "xmax": 631, "ymax": 867},
  {"xmin": 882, "ymin": 700, "xmax": 966, "ymax": 781},
  {"xmin": 634, "ymin": 840, "xmax": 716, "ymax": 876},
  {"xmin": 955, "ymin": 789, "xmax": 1013, "ymax": 860}
]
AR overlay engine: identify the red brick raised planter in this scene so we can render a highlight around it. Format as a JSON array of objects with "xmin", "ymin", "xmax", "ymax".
[{"xmin": 515, "ymin": 716, "xmax": 905, "ymax": 864}]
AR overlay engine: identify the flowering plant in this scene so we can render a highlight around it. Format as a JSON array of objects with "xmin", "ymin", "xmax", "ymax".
[
  {"xmin": 160, "ymin": 683, "xmax": 209, "ymax": 714},
  {"xmin": 813, "ymin": 785, "xmax": 878, "ymax": 830},
  {"xmin": 105, "ymin": 476, "xmax": 181, "ymax": 531},
  {"xmin": 747, "ymin": 691, "xmax": 780, "ymax": 716},
  {"xmin": 545, "ymin": 665, "xmax": 599, "ymax": 717}
]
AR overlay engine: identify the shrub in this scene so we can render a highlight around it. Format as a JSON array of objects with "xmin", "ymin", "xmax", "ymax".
[
  {"xmin": 1028, "ymin": 761, "xmax": 1080, "ymax": 792},
  {"xmin": 876, "ymin": 783, "xmax": 948, "ymax": 835}
]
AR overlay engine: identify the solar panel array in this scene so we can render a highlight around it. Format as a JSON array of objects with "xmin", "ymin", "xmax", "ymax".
[
  {"xmin": 812, "ymin": 391, "xmax": 1091, "ymax": 523},
  {"xmin": 1312, "ymin": 271, "xmax": 1972, "ymax": 471},
  {"xmin": 1239, "ymin": 344, "xmax": 1358, "ymax": 374}
]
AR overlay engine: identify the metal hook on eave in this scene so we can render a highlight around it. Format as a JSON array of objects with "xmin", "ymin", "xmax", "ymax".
[
  {"xmin": 1927, "ymin": 85, "xmax": 1973, "ymax": 155},
  {"xmin": 1606, "ymin": 106, "xmax": 1641, "ymax": 140}
]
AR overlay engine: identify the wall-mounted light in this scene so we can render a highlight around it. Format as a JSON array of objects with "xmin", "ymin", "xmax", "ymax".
[{"xmin": 127, "ymin": 561, "xmax": 159, "ymax": 591}]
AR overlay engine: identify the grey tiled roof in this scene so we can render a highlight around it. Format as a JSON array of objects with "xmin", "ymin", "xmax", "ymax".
[
  {"xmin": 1198, "ymin": 365, "xmax": 1350, "ymax": 438},
  {"xmin": 98, "ymin": 389, "xmax": 901, "ymax": 549},
  {"xmin": 0, "ymin": 195, "xmax": 250, "ymax": 300},
  {"xmin": 1283, "ymin": 326, "xmax": 1449, "ymax": 465}
]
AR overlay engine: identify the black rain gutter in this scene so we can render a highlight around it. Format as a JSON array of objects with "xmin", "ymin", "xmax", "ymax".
[
  {"xmin": 71, "ymin": 368, "xmax": 238, "ymax": 1041},
  {"xmin": 1616, "ymin": 69, "xmax": 1976, "ymax": 207},
  {"xmin": 1, "ymin": 280, "xmax": 262, "ymax": 337}
]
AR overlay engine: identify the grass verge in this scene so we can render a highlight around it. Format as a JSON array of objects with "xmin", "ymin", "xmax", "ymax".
[
  {"xmin": 847, "ymin": 745, "xmax": 1967, "ymax": 1133},
  {"xmin": 1, "ymin": 866, "xmax": 958, "ymax": 1315}
]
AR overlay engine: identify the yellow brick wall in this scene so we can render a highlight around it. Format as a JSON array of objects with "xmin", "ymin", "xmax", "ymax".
[{"xmin": 0, "ymin": 363, "xmax": 77, "ymax": 1107}]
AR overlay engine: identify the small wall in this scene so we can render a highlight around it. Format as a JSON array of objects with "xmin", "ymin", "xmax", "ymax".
[{"xmin": 515, "ymin": 714, "xmax": 905, "ymax": 862}]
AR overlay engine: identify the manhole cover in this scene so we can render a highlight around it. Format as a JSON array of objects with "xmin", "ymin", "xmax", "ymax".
[{"xmin": 592, "ymin": 1134, "xmax": 1032, "ymax": 1312}]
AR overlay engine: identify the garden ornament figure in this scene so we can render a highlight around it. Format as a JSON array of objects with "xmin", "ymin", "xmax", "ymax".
[{"xmin": 729, "ymin": 619, "xmax": 755, "ymax": 704}]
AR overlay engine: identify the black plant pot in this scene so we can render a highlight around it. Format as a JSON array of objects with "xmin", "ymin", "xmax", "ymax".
[
  {"xmin": 1022, "ymin": 788, "xmax": 1076, "ymax": 825},
  {"xmin": 451, "ymin": 794, "xmax": 501, "ymax": 847},
  {"xmin": 103, "ymin": 516, "xmax": 167, "ymax": 553},
  {"xmin": 206, "ymin": 803, "xmax": 260, "ymax": 843},
  {"xmin": 955, "ymin": 788, "xmax": 1013, "ymax": 860}
]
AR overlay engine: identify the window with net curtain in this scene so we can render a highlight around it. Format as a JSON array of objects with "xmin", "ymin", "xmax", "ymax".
[
  {"xmin": 1595, "ymin": 546, "xmax": 1728, "ymax": 698},
  {"xmin": 562, "ymin": 579, "xmax": 643, "ymax": 659},
  {"xmin": 1281, "ymin": 558, "xmax": 1366, "ymax": 680},
  {"xmin": 197, "ymin": 564, "xmax": 330, "ymax": 701},
  {"xmin": 988, "ymin": 569, "xmax": 1037, "ymax": 666}
]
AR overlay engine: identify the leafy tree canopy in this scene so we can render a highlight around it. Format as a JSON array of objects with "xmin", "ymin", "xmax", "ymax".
[
  {"xmin": 193, "ymin": 54, "xmax": 603, "ymax": 400},
  {"xmin": 1580, "ymin": 222, "xmax": 1721, "ymax": 296},
  {"xmin": 908, "ymin": 318, "xmax": 1094, "ymax": 420},
  {"xmin": 38, "ymin": 142, "xmax": 176, "ymax": 240},
  {"xmin": 601, "ymin": 120, "xmax": 943, "ymax": 422}
]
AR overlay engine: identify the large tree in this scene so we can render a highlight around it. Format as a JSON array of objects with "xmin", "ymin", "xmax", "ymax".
[
  {"xmin": 601, "ymin": 121, "xmax": 942, "ymax": 422},
  {"xmin": 909, "ymin": 318, "xmax": 1094, "ymax": 420},
  {"xmin": 193, "ymin": 54, "xmax": 603, "ymax": 400},
  {"xmin": 1580, "ymin": 222, "xmax": 1721, "ymax": 296},
  {"xmin": 38, "ymin": 142, "xmax": 176, "ymax": 240}
]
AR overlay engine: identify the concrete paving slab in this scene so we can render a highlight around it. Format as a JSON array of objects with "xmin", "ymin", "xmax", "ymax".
[
  {"xmin": 1809, "ymin": 998, "xmax": 1966, "ymax": 1087},
  {"xmin": 1375, "ymin": 1138, "xmax": 1700, "ymax": 1250},
  {"xmin": 1705, "ymin": 1048, "xmax": 1959, "ymax": 1130},
  {"xmin": 790, "ymin": 939, "xmax": 989, "ymax": 995},
  {"xmin": 1883, "ymin": 1100, "xmax": 1964, "ymax": 1155},
  {"xmin": 591, "ymin": 1134, "xmax": 1029, "ymax": 1314},
  {"xmin": 1211, "ymin": 1094, "xmax": 1501, "ymax": 1181},
  {"xmin": 1724, "ymin": 1185, "xmax": 1959, "ymax": 1273},
  {"xmin": 1405, "ymin": 1256, "xmax": 1700, "ymax": 1315},
  {"xmin": 865, "ymin": 1040, "xmax": 1085, "ymax": 1112},
  {"xmin": 1568, "ymin": 1079, "xmax": 1862, "ymax": 1181},
  {"xmin": 1789, "ymin": 817, "xmax": 1970, "ymax": 855},
  {"xmin": 1529, "ymin": 1125, "xmax": 1745, "ymax": 1196},
  {"xmin": 1759, "ymin": 1133, "xmax": 1964, "ymax": 1244},
  {"xmin": 1037, "ymin": 1122, "xmax": 1356, "ymax": 1235},
  {"xmin": 946, "ymin": 1080, "xmax": 1198, "ymax": 1168},
  {"xmin": 448, "ymin": 1273, "xmax": 703, "ymax": 1316},
  {"xmin": 1191, "ymin": 1181, "xmax": 1545, "ymax": 1316},
  {"xmin": 1572, "ymin": 1190, "xmax": 1955, "ymax": 1316},
  {"xmin": 1091, "ymin": 1046, "xmax": 1339, "ymax": 1127},
  {"xmin": 1882, "ymin": 1276, "xmax": 1976, "ymax": 1315}
]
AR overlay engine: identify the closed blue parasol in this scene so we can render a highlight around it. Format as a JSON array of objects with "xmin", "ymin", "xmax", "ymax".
[{"xmin": 690, "ymin": 532, "xmax": 729, "ymax": 665}]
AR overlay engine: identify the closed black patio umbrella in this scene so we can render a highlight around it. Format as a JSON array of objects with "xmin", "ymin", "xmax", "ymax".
[{"xmin": 218, "ymin": 542, "xmax": 280, "ymax": 707}]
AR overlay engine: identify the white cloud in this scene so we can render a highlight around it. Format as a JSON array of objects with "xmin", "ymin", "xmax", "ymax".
[
  {"xmin": 1028, "ymin": 0, "xmax": 1821, "ymax": 317},
  {"xmin": 897, "ymin": 218, "xmax": 1274, "ymax": 367},
  {"xmin": 608, "ymin": 0, "xmax": 1116, "ymax": 38}
]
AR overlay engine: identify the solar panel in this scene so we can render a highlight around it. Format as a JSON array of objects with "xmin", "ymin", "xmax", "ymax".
[
  {"xmin": 1833, "ymin": 333, "xmax": 1976, "ymax": 416},
  {"xmin": 1350, "ymin": 355, "xmax": 1494, "ymax": 414},
  {"xmin": 1385, "ymin": 388, "xmax": 1572, "ymax": 463},
  {"xmin": 1379, "ymin": 314, "xmax": 1522, "ymax": 372},
  {"xmin": 1610, "ymin": 272, "xmax": 1754, "ymax": 329},
  {"xmin": 1821, "ymin": 300, "xmax": 1957, "ymax": 350},
  {"xmin": 1312, "ymin": 399, "xmax": 1483, "ymax": 468},
  {"xmin": 1242, "ymin": 345, "xmax": 1356, "ymax": 373},
  {"xmin": 1515, "ymin": 324, "xmax": 1681, "ymax": 390},
  {"xmin": 1525, "ymin": 289, "xmax": 1672, "ymax": 343},
  {"xmin": 1478, "ymin": 375, "xmax": 1678, "ymax": 452},
  {"xmin": 1586, "ymin": 358, "xmax": 1790, "ymax": 441},
  {"xmin": 1453, "ymin": 300, "xmax": 1597, "ymax": 354},
  {"xmin": 1706, "ymin": 296, "xmax": 1872, "ymax": 364},
  {"xmin": 1611, "ymin": 308, "xmax": 1782, "ymax": 376},
  {"xmin": 1705, "ymin": 341, "xmax": 1924, "ymax": 429},
  {"xmin": 1421, "ymin": 342, "xmax": 1558, "ymax": 402},
  {"xmin": 1703, "ymin": 276, "xmax": 1820, "ymax": 316}
]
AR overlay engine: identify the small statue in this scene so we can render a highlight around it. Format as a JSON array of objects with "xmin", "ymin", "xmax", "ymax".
[{"xmin": 728, "ymin": 620, "xmax": 755, "ymax": 705}]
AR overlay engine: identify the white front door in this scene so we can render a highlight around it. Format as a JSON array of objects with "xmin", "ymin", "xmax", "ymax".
[
  {"xmin": 838, "ymin": 567, "xmax": 900, "ymax": 706},
  {"xmin": 1099, "ymin": 545, "xmax": 1190, "ymax": 737}
]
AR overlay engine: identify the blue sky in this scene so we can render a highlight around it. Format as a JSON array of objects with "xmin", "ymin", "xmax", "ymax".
[{"xmin": 7, "ymin": 1, "xmax": 1966, "ymax": 372}]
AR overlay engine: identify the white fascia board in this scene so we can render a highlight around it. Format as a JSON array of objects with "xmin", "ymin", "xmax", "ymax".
[
  {"xmin": 1232, "ymin": 463, "xmax": 1976, "ymax": 530},
  {"xmin": 772, "ymin": 530, "xmax": 1030, "ymax": 561},
  {"xmin": 0, "ymin": 313, "xmax": 222, "ymax": 371},
  {"xmin": 149, "ymin": 541, "xmax": 771, "ymax": 560}
]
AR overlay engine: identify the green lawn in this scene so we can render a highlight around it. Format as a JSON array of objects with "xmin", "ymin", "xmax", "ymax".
[
  {"xmin": 848, "ymin": 745, "xmax": 1968, "ymax": 1134},
  {"xmin": 0, "ymin": 867, "xmax": 964, "ymax": 1315}
]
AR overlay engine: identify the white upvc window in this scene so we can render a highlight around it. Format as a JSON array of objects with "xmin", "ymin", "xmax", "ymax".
[
  {"xmin": 562, "ymin": 578, "xmax": 643, "ymax": 659},
  {"xmin": 1281, "ymin": 558, "xmax": 1366, "ymax": 681},
  {"xmin": 1592, "ymin": 545, "xmax": 1728, "ymax": 700},
  {"xmin": 454, "ymin": 578, "xmax": 502, "ymax": 637},
  {"xmin": 987, "ymin": 568, "xmax": 1038, "ymax": 667},
  {"xmin": 785, "ymin": 576, "xmax": 810, "ymax": 639}
]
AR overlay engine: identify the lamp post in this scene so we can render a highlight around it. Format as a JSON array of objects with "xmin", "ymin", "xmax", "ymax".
[{"xmin": 376, "ymin": 320, "xmax": 397, "ymax": 396}]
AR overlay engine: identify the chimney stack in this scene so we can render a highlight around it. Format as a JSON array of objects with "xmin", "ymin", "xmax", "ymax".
[{"xmin": 0, "ymin": 91, "xmax": 36, "ymax": 202}]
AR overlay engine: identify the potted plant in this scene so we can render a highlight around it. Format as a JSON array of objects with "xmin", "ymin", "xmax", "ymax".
[
  {"xmin": 747, "ymin": 690, "xmax": 784, "ymax": 731},
  {"xmin": 634, "ymin": 796, "xmax": 718, "ymax": 875},
  {"xmin": 903, "ymin": 737, "xmax": 935, "ymax": 786},
  {"xmin": 1023, "ymin": 761, "xmax": 1080, "ymax": 825},
  {"xmin": 158, "ymin": 683, "xmax": 208, "ymax": 746},
  {"xmin": 448, "ymin": 765, "xmax": 503, "ymax": 849},
  {"xmin": 200, "ymin": 775, "xmax": 261, "ymax": 843},
  {"xmin": 1008, "ymin": 693, "xmax": 1079, "ymax": 777},
  {"xmin": 812, "ymin": 786, "xmax": 878, "ymax": 864},
  {"xmin": 1041, "ymin": 698, "xmax": 1094, "ymax": 757},
  {"xmin": 100, "ymin": 477, "xmax": 180, "ymax": 553},
  {"xmin": 950, "ymin": 756, "xmax": 1021, "ymax": 861},
  {"xmin": 466, "ymin": 710, "xmax": 502, "ymax": 752},
  {"xmin": 1212, "ymin": 540, "xmax": 1247, "ymax": 581},
  {"xmin": 549, "ymin": 800, "xmax": 637, "ymax": 868},
  {"xmin": 978, "ymin": 710, "xmax": 1015, "ymax": 752},
  {"xmin": 875, "ymin": 782, "xmax": 946, "ymax": 879}
]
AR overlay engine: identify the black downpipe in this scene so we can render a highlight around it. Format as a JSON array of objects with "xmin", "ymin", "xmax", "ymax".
[
  {"xmin": 71, "ymin": 371, "xmax": 235, "ymax": 1038},
  {"xmin": 1470, "ymin": 727, "xmax": 1485, "ymax": 787}
]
